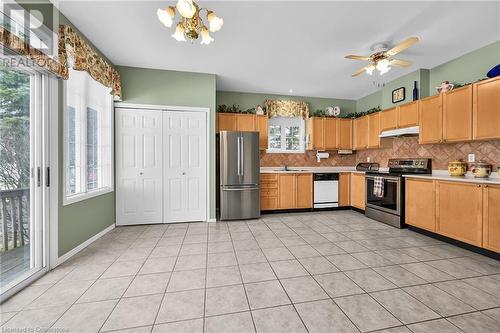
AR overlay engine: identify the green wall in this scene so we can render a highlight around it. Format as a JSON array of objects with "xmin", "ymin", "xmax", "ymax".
[
  {"xmin": 216, "ymin": 91, "xmax": 356, "ymax": 116},
  {"xmin": 57, "ymin": 14, "xmax": 116, "ymax": 256},
  {"xmin": 430, "ymin": 40, "xmax": 500, "ymax": 89},
  {"xmin": 117, "ymin": 66, "xmax": 217, "ymax": 220},
  {"xmin": 355, "ymin": 40, "xmax": 499, "ymax": 113},
  {"xmin": 356, "ymin": 90, "xmax": 382, "ymax": 113}
]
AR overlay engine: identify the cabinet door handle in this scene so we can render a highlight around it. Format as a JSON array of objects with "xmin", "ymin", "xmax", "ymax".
[{"xmin": 477, "ymin": 184, "xmax": 481, "ymax": 188}]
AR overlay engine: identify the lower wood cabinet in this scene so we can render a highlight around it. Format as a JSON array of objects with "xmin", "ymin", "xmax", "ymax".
[
  {"xmin": 339, "ymin": 173, "xmax": 351, "ymax": 207},
  {"xmin": 436, "ymin": 181, "xmax": 483, "ymax": 247},
  {"xmin": 483, "ymin": 184, "xmax": 500, "ymax": 252},
  {"xmin": 260, "ymin": 174, "xmax": 278, "ymax": 210},
  {"xmin": 405, "ymin": 178, "xmax": 436, "ymax": 232},
  {"xmin": 261, "ymin": 173, "xmax": 312, "ymax": 210},
  {"xmin": 279, "ymin": 174, "xmax": 297, "ymax": 209},
  {"xmin": 405, "ymin": 178, "xmax": 500, "ymax": 253},
  {"xmin": 350, "ymin": 173, "xmax": 365, "ymax": 210}
]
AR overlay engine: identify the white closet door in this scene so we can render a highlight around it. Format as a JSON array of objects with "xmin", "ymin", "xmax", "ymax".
[
  {"xmin": 116, "ymin": 108, "xmax": 163, "ymax": 225},
  {"xmin": 163, "ymin": 111, "xmax": 207, "ymax": 223}
]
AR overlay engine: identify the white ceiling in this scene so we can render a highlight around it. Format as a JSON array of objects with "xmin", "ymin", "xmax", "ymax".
[{"xmin": 54, "ymin": 1, "xmax": 500, "ymax": 100}]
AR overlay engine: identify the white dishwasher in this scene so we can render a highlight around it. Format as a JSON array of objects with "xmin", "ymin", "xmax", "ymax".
[{"xmin": 313, "ymin": 173, "xmax": 339, "ymax": 208}]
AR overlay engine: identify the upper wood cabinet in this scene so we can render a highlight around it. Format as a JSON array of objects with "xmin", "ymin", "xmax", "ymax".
[
  {"xmin": 306, "ymin": 117, "xmax": 338, "ymax": 151},
  {"xmin": 353, "ymin": 116, "xmax": 368, "ymax": 150},
  {"xmin": 217, "ymin": 113, "xmax": 268, "ymax": 150},
  {"xmin": 398, "ymin": 101, "xmax": 419, "ymax": 128},
  {"xmin": 350, "ymin": 173, "xmax": 365, "ymax": 210},
  {"xmin": 311, "ymin": 117, "xmax": 325, "ymax": 150},
  {"xmin": 324, "ymin": 118, "xmax": 338, "ymax": 150},
  {"xmin": 256, "ymin": 115, "xmax": 269, "ymax": 150},
  {"xmin": 443, "ymin": 85, "xmax": 473, "ymax": 143},
  {"xmin": 436, "ymin": 181, "xmax": 483, "ymax": 247},
  {"xmin": 338, "ymin": 173, "xmax": 351, "ymax": 207},
  {"xmin": 473, "ymin": 76, "xmax": 500, "ymax": 140},
  {"xmin": 337, "ymin": 119, "xmax": 353, "ymax": 150},
  {"xmin": 217, "ymin": 113, "xmax": 237, "ymax": 132},
  {"xmin": 483, "ymin": 184, "xmax": 500, "ymax": 253},
  {"xmin": 418, "ymin": 94, "xmax": 443, "ymax": 144},
  {"xmin": 405, "ymin": 178, "xmax": 436, "ymax": 232},
  {"xmin": 367, "ymin": 112, "xmax": 381, "ymax": 149},
  {"xmin": 236, "ymin": 114, "xmax": 256, "ymax": 132},
  {"xmin": 380, "ymin": 107, "xmax": 398, "ymax": 131}
]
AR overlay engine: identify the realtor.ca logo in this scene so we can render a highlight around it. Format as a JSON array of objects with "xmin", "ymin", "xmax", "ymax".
[{"xmin": 1, "ymin": 0, "xmax": 58, "ymax": 58}]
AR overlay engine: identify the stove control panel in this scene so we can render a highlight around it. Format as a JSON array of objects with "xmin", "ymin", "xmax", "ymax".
[{"xmin": 388, "ymin": 158, "xmax": 432, "ymax": 173}]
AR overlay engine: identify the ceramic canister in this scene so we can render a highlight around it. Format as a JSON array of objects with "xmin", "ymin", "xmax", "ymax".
[
  {"xmin": 448, "ymin": 160, "xmax": 467, "ymax": 176},
  {"xmin": 470, "ymin": 162, "xmax": 492, "ymax": 178}
]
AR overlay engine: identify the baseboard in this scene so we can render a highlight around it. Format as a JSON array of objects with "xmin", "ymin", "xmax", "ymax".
[
  {"xmin": 52, "ymin": 224, "xmax": 115, "ymax": 268},
  {"xmin": 207, "ymin": 218, "xmax": 217, "ymax": 223}
]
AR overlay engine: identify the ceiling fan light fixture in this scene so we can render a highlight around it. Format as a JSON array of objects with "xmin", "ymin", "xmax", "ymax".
[
  {"xmin": 157, "ymin": 6, "xmax": 175, "ymax": 27},
  {"xmin": 172, "ymin": 22, "xmax": 187, "ymax": 41},
  {"xmin": 200, "ymin": 26, "xmax": 214, "ymax": 45},
  {"xmin": 207, "ymin": 10, "xmax": 223, "ymax": 32},
  {"xmin": 176, "ymin": 0, "xmax": 196, "ymax": 18},
  {"xmin": 366, "ymin": 65, "xmax": 375, "ymax": 75}
]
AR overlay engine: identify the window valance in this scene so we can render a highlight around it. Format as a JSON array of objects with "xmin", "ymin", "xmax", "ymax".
[
  {"xmin": 58, "ymin": 25, "xmax": 122, "ymax": 100},
  {"xmin": 0, "ymin": 26, "xmax": 66, "ymax": 76},
  {"xmin": 265, "ymin": 100, "xmax": 309, "ymax": 119}
]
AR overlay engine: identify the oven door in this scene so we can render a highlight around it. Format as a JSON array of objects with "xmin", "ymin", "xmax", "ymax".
[{"xmin": 365, "ymin": 175, "xmax": 401, "ymax": 215}]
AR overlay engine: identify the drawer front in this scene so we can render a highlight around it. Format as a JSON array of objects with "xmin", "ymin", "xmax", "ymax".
[
  {"xmin": 261, "ymin": 181, "xmax": 278, "ymax": 189},
  {"xmin": 261, "ymin": 188, "xmax": 278, "ymax": 197},
  {"xmin": 261, "ymin": 197, "xmax": 278, "ymax": 210},
  {"xmin": 261, "ymin": 174, "xmax": 278, "ymax": 181}
]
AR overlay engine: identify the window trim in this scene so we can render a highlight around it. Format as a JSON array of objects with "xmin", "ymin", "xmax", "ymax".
[
  {"xmin": 62, "ymin": 71, "xmax": 114, "ymax": 206},
  {"xmin": 266, "ymin": 117, "xmax": 305, "ymax": 154}
]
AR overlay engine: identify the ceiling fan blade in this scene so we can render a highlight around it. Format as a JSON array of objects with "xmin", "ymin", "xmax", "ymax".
[
  {"xmin": 345, "ymin": 55, "xmax": 371, "ymax": 61},
  {"xmin": 390, "ymin": 59, "xmax": 412, "ymax": 67},
  {"xmin": 386, "ymin": 37, "xmax": 419, "ymax": 57},
  {"xmin": 352, "ymin": 66, "xmax": 368, "ymax": 77}
]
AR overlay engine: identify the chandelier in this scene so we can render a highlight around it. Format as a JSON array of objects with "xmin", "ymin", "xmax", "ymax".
[{"xmin": 157, "ymin": 0, "xmax": 223, "ymax": 45}]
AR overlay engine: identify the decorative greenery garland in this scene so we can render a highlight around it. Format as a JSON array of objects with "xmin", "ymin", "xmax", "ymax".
[
  {"xmin": 310, "ymin": 106, "xmax": 381, "ymax": 119},
  {"xmin": 217, "ymin": 104, "xmax": 258, "ymax": 114}
]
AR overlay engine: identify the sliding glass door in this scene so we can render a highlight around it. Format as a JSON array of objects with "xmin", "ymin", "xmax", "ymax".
[{"xmin": 0, "ymin": 64, "xmax": 48, "ymax": 297}]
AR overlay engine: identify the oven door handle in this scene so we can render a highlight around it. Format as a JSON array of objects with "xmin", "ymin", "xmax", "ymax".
[{"xmin": 365, "ymin": 175, "xmax": 400, "ymax": 182}]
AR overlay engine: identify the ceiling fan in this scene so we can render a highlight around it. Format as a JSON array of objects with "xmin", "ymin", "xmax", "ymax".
[{"xmin": 345, "ymin": 37, "xmax": 419, "ymax": 77}]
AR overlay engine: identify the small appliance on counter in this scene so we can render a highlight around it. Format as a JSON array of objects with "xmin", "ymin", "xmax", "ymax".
[
  {"xmin": 356, "ymin": 162, "xmax": 380, "ymax": 172},
  {"xmin": 219, "ymin": 131, "xmax": 260, "ymax": 220},
  {"xmin": 365, "ymin": 158, "xmax": 432, "ymax": 228}
]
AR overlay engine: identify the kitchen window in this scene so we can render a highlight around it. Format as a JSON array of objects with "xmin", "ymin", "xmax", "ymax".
[
  {"xmin": 64, "ymin": 68, "xmax": 113, "ymax": 205},
  {"xmin": 267, "ymin": 117, "xmax": 305, "ymax": 153}
]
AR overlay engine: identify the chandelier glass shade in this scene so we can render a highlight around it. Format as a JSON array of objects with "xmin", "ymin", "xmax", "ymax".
[{"xmin": 157, "ymin": 0, "xmax": 223, "ymax": 44}]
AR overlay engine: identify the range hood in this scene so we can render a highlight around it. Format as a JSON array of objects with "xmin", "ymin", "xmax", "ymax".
[{"xmin": 379, "ymin": 126, "xmax": 419, "ymax": 138}]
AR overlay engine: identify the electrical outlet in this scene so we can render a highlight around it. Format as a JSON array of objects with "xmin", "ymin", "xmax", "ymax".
[
  {"xmin": 468, "ymin": 154, "xmax": 475, "ymax": 162},
  {"xmin": 367, "ymin": 157, "xmax": 371, "ymax": 162}
]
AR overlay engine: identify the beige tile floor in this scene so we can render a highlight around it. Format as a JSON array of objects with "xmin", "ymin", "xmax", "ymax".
[{"xmin": 1, "ymin": 210, "xmax": 500, "ymax": 332}]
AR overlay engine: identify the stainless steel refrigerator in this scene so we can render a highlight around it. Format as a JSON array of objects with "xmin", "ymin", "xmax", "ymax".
[{"xmin": 220, "ymin": 131, "xmax": 260, "ymax": 220}]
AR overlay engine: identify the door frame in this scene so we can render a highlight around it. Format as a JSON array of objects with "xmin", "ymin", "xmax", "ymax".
[{"xmin": 114, "ymin": 102, "xmax": 211, "ymax": 223}]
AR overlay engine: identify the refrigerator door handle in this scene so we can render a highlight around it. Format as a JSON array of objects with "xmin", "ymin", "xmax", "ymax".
[
  {"xmin": 222, "ymin": 187, "xmax": 259, "ymax": 191},
  {"xmin": 240, "ymin": 135, "xmax": 244, "ymax": 178},
  {"xmin": 237, "ymin": 135, "xmax": 241, "ymax": 176}
]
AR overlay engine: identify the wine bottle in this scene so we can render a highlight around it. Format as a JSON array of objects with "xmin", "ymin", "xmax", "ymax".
[{"xmin": 413, "ymin": 81, "xmax": 419, "ymax": 101}]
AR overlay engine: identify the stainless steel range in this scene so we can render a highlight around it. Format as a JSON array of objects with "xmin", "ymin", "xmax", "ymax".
[{"xmin": 365, "ymin": 158, "xmax": 432, "ymax": 228}]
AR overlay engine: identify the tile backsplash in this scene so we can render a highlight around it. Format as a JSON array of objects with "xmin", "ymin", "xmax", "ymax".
[{"xmin": 260, "ymin": 137, "xmax": 500, "ymax": 169}]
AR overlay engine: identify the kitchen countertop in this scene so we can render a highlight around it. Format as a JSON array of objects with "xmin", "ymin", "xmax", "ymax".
[
  {"xmin": 404, "ymin": 170, "xmax": 500, "ymax": 185},
  {"xmin": 260, "ymin": 166, "xmax": 384, "ymax": 174}
]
